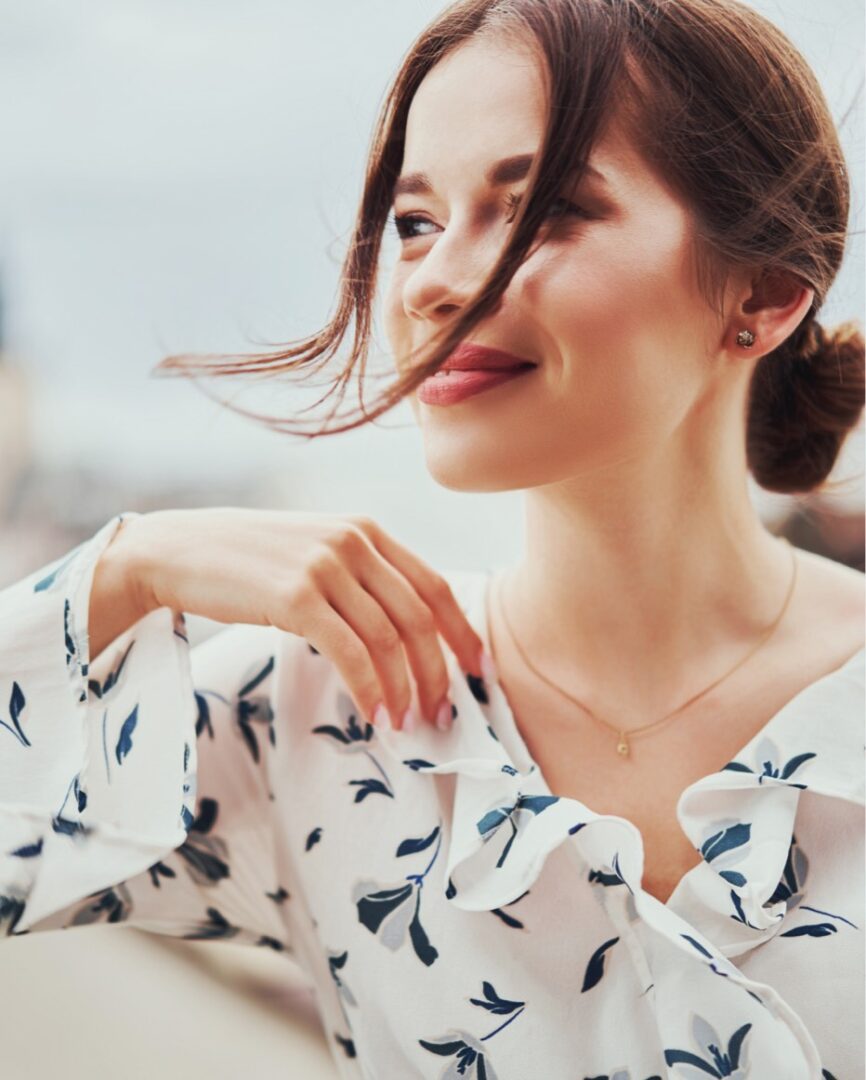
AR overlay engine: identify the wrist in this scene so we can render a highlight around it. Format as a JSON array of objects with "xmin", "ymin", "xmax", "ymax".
[
  {"xmin": 103, "ymin": 512, "xmax": 159, "ymax": 621},
  {"xmin": 87, "ymin": 512, "xmax": 157, "ymax": 662}
]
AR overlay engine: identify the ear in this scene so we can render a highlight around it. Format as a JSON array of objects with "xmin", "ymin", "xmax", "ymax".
[{"xmin": 728, "ymin": 270, "xmax": 815, "ymax": 358}]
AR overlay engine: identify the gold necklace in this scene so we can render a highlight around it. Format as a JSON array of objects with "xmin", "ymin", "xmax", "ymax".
[{"xmin": 493, "ymin": 537, "xmax": 798, "ymax": 759}]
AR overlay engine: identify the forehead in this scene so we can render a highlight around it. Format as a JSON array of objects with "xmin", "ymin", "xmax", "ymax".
[
  {"xmin": 399, "ymin": 34, "xmax": 641, "ymax": 194},
  {"xmin": 403, "ymin": 36, "xmax": 546, "ymax": 163}
]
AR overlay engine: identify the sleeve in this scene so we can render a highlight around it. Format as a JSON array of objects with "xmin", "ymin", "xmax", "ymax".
[{"xmin": 0, "ymin": 512, "xmax": 294, "ymax": 956}]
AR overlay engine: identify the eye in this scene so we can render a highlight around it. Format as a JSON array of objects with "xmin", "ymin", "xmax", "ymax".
[
  {"xmin": 503, "ymin": 191, "xmax": 590, "ymax": 225},
  {"xmin": 388, "ymin": 191, "xmax": 591, "ymax": 241}
]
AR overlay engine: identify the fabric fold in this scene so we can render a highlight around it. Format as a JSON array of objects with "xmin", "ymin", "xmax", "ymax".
[
  {"xmin": 1, "ymin": 512, "xmax": 199, "ymax": 932},
  {"xmin": 376, "ymin": 567, "xmax": 865, "ymax": 1080}
]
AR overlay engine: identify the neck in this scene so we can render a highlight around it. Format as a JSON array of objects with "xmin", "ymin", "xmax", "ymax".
[{"xmin": 503, "ymin": 456, "xmax": 795, "ymax": 725}]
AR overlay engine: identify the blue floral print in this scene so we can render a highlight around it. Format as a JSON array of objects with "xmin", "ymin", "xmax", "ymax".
[
  {"xmin": 314, "ymin": 689, "xmax": 395, "ymax": 801},
  {"xmin": 352, "ymin": 823, "xmax": 443, "ymax": 965},
  {"xmin": 476, "ymin": 792, "xmax": 559, "ymax": 868},
  {"xmin": 722, "ymin": 734, "xmax": 816, "ymax": 788},
  {"xmin": 0, "ymin": 681, "xmax": 28, "ymax": 746},
  {"xmin": 663, "ymin": 1014, "xmax": 752, "ymax": 1077},
  {"xmin": 419, "ymin": 979, "xmax": 526, "ymax": 1079},
  {"xmin": 0, "ymin": 518, "xmax": 862, "ymax": 1079}
]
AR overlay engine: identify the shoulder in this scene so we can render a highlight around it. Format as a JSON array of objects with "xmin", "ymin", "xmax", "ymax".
[
  {"xmin": 796, "ymin": 547, "xmax": 863, "ymax": 622},
  {"xmin": 789, "ymin": 548, "xmax": 864, "ymax": 663}
]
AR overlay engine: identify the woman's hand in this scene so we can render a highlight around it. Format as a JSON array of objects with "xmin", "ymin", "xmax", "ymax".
[{"xmin": 108, "ymin": 507, "xmax": 487, "ymax": 733}]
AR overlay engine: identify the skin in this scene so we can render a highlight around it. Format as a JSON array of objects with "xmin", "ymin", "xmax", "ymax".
[{"xmin": 381, "ymin": 34, "xmax": 856, "ymax": 729}]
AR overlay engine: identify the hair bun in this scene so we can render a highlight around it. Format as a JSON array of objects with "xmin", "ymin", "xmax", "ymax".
[{"xmin": 746, "ymin": 318, "xmax": 865, "ymax": 495}]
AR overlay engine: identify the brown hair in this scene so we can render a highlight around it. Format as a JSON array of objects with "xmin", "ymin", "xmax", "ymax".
[{"xmin": 153, "ymin": 0, "xmax": 864, "ymax": 496}]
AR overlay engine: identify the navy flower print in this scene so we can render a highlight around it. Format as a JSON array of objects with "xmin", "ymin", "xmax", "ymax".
[
  {"xmin": 664, "ymin": 1014, "xmax": 751, "ymax": 1077},
  {"xmin": 314, "ymin": 689, "xmax": 395, "ymax": 801},
  {"xmin": 1, "ymin": 521, "xmax": 862, "ymax": 1079},
  {"xmin": 419, "ymin": 979, "xmax": 525, "ymax": 1079}
]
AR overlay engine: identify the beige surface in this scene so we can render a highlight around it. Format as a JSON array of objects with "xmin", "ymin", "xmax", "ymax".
[{"xmin": 1, "ymin": 926, "xmax": 340, "ymax": 1079}]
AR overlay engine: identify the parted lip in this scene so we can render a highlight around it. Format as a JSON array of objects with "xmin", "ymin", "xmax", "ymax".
[{"xmin": 440, "ymin": 343, "xmax": 537, "ymax": 372}]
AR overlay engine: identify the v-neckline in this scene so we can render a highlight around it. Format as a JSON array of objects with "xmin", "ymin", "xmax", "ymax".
[
  {"xmin": 471, "ymin": 566, "xmax": 865, "ymax": 909},
  {"xmin": 476, "ymin": 566, "xmax": 864, "ymax": 782}
]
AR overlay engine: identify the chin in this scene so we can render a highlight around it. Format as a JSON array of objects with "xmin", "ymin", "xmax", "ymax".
[{"xmin": 421, "ymin": 445, "xmax": 520, "ymax": 494}]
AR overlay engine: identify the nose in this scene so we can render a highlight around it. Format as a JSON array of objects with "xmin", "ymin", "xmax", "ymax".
[{"xmin": 402, "ymin": 224, "xmax": 504, "ymax": 324}]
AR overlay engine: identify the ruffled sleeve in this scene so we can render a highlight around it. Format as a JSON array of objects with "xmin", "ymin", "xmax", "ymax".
[{"xmin": 0, "ymin": 512, "xmax": 293, "ymax": 954}]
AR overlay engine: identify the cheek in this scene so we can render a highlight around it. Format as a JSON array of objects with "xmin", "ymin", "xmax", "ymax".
[
  {"xmin": 532, "ymin": 224, "xmax": 695, "ymax": 349},
  {"xmin": 506, "ymin": 231, "xmax": 705, "ymax": 461},
  {"xmin": 381, "ymin": 272, "xmax": 413, "ymax": 372}
]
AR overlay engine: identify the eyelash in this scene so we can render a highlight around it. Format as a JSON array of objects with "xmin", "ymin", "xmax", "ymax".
[{"xmin": 389, "ymin": 191, "xmax": 589, "ymax": 241}]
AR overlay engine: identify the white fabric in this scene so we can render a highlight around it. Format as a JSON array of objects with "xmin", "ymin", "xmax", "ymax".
[{"xmin": 1, "ymin": 511, "xmax": 862, "ymax": 1079}]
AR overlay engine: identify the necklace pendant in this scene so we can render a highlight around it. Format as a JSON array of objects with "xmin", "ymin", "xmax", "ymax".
[{"xmin": 616, "ymin": 734, "xmax": 629, "ymax": 757}]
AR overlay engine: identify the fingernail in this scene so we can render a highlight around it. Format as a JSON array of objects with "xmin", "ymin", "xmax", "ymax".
[
  {"xmin": 479, "ymin": 650, "xmax": 498, "ymax": 684},
  {"xmin": 402, "ymin": 707, "xmax": 417, "ymax": 734},
  {"xmin": 372, "ymin": 703, "xmax": 392, "ymax": 730},
  {"xmin": 435, "ymin": 698, "xmax": 452, "ymax": 731}
]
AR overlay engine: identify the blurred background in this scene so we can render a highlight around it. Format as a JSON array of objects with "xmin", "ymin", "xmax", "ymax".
[{"xmin": 0, "ymin": 1, "xmax": 862, "ymax": 1077}]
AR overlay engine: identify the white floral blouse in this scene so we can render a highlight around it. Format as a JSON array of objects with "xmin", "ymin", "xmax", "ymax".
[{"xmin": 1, "ymin": 512, "xmax": 863, "ymax": 1080}]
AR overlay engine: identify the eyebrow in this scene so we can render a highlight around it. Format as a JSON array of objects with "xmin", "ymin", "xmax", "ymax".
[{"xmin": 392, "ymin": 153, "xmax": 608, "ymax": 197}]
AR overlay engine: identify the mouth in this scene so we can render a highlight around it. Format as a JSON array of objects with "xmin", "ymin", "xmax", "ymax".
[
  {"xmin": 416, "ymin": 360, "xmax": 536, "ymax": 407},
  {"xmin": 431, "ymin": 363, "xmax": 536, "ymax": 378},
  {"xmin": 440, "ymin": 343, "xmax": 538, "ymax": 373}
]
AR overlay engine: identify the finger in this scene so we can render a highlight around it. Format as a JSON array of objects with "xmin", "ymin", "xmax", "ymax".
[
  {"xmin": 319, "ymin": 562, "xmax": 419, "ymax": 731},
  {"xmin": 346, "ymin": 554, "xmax": 455, "ymax": 727},
  {"xmin": 297, "ymin": 590, "xmax": 405, "ymax": 732},
  {"xmin": 350, "ymin": 517, "xmax": 486, "ymax": 678}
]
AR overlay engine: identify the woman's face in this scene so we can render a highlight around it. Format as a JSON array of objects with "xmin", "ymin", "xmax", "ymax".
[{"xmin": 381, "ymin": 35, "xmax": 728, "ymax": 493}]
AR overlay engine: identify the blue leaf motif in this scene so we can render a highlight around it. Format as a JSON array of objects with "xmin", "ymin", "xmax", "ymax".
[
  {"xmin": 780, "ymin": 922, "xmax": 838, "ymax": 937},
  {"xmin": 466, "ymin": 671, "xmax": 489, "ymax": 704},
  {"xmin": 419, "ymin": 1029, "xmax": 501, "ymax": 1078},
  {"xmin": 115, "ymin": 705, "xmax": 139, "ymax": 764},
  {"xmin": 88, "ymin": 641, "xmax": 134, "ymax": 701},
  {"xmin": 397, "ymin": 826, "xmax": 440, "ymax": 858},
  {"xmin": 10, "ymin": 839, "xmax": 43, "ymax": 858},
  {"xmin": 194, "ymin": 691, "xmax": 214, "ymax": 739},
  {"xmin": 348, "ymin": 778, "xmax": 393, "ymax": 803},
  {"xmin": 238, "ymin": 655, "xmax": 274, "ymax": 696},
  {"xmin": 780, "ymin": 752, "xmax": 817, "ymax": 780},
  {"xmin": 581, "ymin": 936, "xmax": 619, "ymax": 992},
  {"xmin": 718, "ymin": 869, "xmax": 747, "ymax": 887},
  {"xmin": 357, "ymin": 883, "xmax": 414, "ymax": 934},
  {"xmin": 420, "ymin": 1038, "xmax": 465, "ymax": 1056},
  {"xmin": 334, "ymin": 1034, "xmax": 356, "ymax": 1058},
  {"xmin": 664, "ymin": 1014, "xmax": 751, "ymax": 1077},
  {"xmin": 182, "ymin": 906, "xmax": 239, "ymax": 941},
  {"xmin": 408, "ymin": 891, "xmax": 439, "ymax": 966},
  {"xmin": 0, "ymin": 896, "xmax": 26, "ymax": 934},
  {"xmin": 32, "ymin": 546, "xmax": 81, "ymax": 593},
  {"xmin": 701, "ymin": 822, "xmax": 751, "ymax": 863},
  {"xmin": 469, "ymin": 980, "xmax": 525, "ymax": 1016},
  {"xmin": 312, "ymin": 724, "xmax": 353, "ymax": 745},
  {"xmin": 0, "ymin": 681, "xmax": 30, "ymax": 747}
]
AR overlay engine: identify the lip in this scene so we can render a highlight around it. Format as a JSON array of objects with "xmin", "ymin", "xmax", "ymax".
[
  {"xmin": 416, "ymin": 364, "xmax": 535, "ymax": 406},
  {"xmin": 441, "ymin": 343, "xmax": 536, "ymax": 372}
]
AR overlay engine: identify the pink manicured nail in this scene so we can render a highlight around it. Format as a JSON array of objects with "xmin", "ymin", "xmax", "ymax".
[
  {"xmin": 401, "ymin": 707, "xmax": 417, "ymax": 734},
  {"xmin": 436, "ymin": 698, "xmax": 452, "ymax": 731},
  {"xmin": 480, "ymin": 650, "xmax": 498, "ymax": 684},
  {"xmin": 372, "ymin": 703, "xmax": 392, "ymax": 730}
]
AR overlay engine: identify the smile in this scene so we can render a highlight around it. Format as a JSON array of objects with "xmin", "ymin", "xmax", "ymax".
[{"xmin": 416, "ymin": 364, "xmax": 535, "ymax": 406}]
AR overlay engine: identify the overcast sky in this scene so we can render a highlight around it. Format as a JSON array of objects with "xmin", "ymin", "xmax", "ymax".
[{"xmin": 0, "ymin": 0, "xmax": 862, "ymax": 530}]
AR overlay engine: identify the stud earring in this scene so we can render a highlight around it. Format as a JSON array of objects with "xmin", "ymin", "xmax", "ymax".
[{"xmin": 736, "ymin": 329, "xmax": 756, "ymax": 348}]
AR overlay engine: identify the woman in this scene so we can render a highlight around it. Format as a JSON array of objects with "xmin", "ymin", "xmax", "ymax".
[{"xmin": 2, "ymin": 0, "xmax": 863, "ymax": 1076}]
